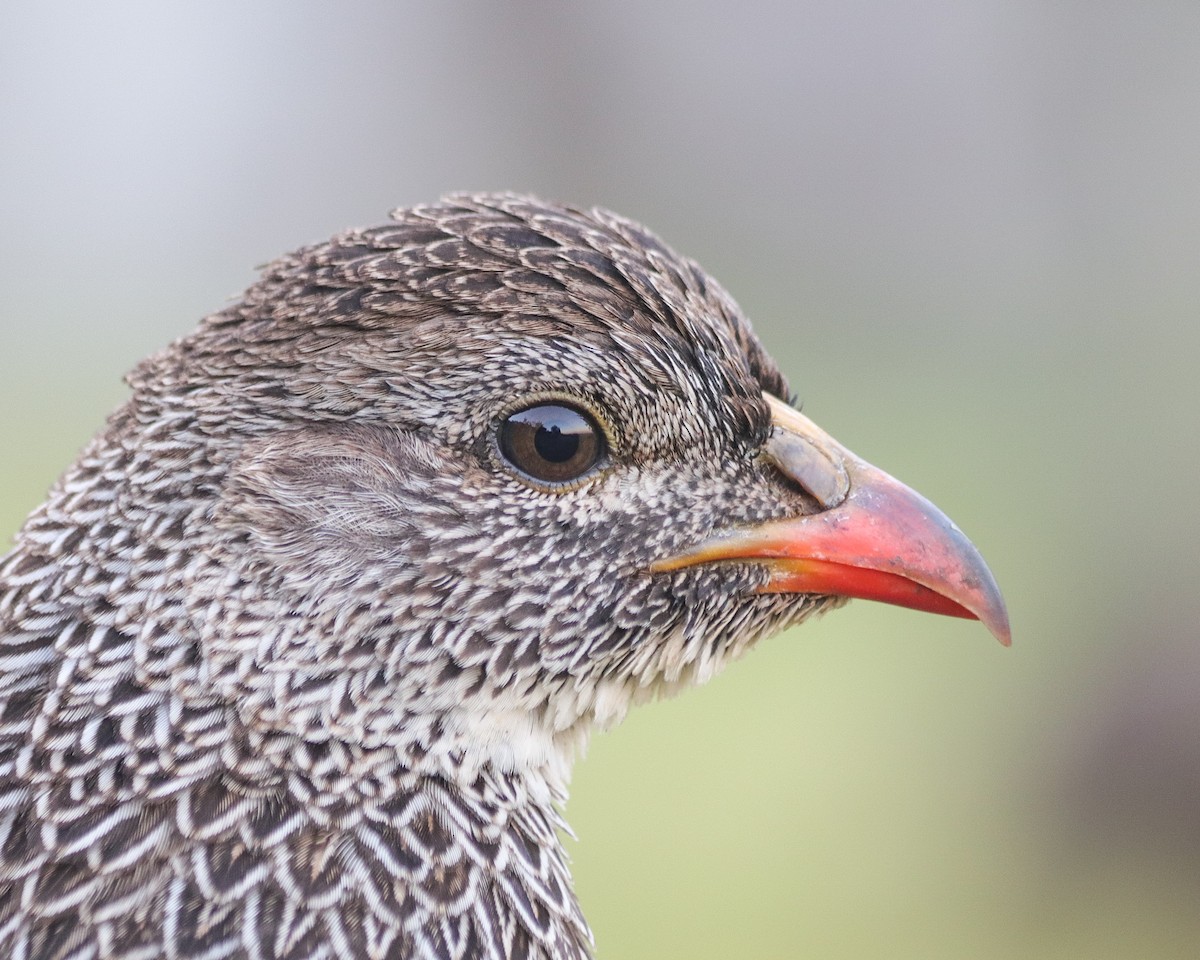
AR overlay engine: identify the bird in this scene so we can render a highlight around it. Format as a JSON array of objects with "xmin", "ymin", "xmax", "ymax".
[{"xmin": 0, "ymin": 193, "xmax": 1008, "ymax": 960}]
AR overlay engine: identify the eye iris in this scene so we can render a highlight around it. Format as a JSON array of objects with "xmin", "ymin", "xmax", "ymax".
[{"xmin": 499, "ymin": 403, "xmax": 604, "ymax": 484}]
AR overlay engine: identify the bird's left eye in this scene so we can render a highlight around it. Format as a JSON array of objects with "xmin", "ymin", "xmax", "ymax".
[{"xmin": 497, "ymin": 402, "xmax": 606, "ymax": 486}]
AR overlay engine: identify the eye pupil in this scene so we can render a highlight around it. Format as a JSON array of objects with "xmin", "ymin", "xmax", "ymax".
[
  {"xmin": 534, "ymin": 424, "xmax": 579, "ymax": 463},
  {"xmin": 498, "ymin": 402, "xmax": 605, "ymax": 485}
]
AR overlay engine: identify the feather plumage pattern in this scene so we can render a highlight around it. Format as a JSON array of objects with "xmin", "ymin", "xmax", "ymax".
[{"xmin": 0, "ymin": 193, "xmax": 1005, "ymax": 959}]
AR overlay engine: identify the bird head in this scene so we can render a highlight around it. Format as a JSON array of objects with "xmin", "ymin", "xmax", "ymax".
[{"xmin": 119, "ymin": 193, "xmax": 1006, "ymax": 791}]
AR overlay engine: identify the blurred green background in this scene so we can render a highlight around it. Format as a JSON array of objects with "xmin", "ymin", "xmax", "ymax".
[{"xmin": 2, "ymin": 2, "xmax": 1198, "ymax": 957}]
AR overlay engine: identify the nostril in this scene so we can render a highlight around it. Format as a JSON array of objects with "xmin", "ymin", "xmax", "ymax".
[{"xmin": 763, "ymin": 426, "xmax": 850, "ymax": 510}]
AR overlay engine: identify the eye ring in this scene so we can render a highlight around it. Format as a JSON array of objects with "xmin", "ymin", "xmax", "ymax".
[{"xmin": 495, "ymin": 399, "xmax": 609, "ymax": 489}]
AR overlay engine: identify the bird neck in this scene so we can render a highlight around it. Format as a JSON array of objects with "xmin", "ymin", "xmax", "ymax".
[{"xmin": 232, "ymin": 728, "xmax": 594, "ymax": 959}]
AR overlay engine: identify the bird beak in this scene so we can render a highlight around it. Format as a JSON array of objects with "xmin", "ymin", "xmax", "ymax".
[{"xmin": 652, "ymin": 394, "xmax": 1011, "ymax": 645}]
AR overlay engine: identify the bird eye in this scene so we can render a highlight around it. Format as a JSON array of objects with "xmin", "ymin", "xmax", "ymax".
[{"xmin": 498, "ymin": 402, "xmax": 605, "ymax": 485}]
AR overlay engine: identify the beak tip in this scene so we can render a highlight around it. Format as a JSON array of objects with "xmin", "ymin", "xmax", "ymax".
[
  {"xmin": 986, "ymin": 606, "xmax": 1012, "ymax": 647},
  {"xmin": 968, "ymin": 575, "xmax": 1011, "ymax": 647}
]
